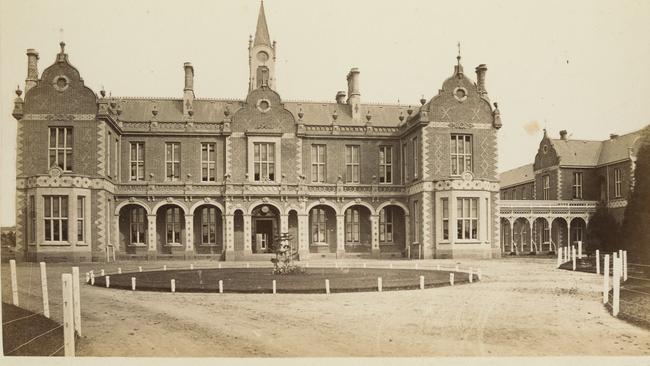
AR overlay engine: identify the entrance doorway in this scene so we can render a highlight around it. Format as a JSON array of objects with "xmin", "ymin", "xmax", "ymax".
[{"xmin": 255, "ymin": 219, "xmax": 274, "ymax": 253}]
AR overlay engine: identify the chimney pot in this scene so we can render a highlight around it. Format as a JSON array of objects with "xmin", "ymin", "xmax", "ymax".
[
  {"xmin": 559, "ymin": 130, "xmax": 568, "ymax": 140},
  {"xmin": 183, "ymin": 62, "xmax": 195, "ymax": 117},
  {"xmin": 25, "ymin": 49, "xmax": 40, "ymax": 93},
  {"xmin": 346, "ymin": 68, "xmax": 361, "ymax": 120},
  {"xmin": 610, "ymin": 133, "xmax": 619, "ymax": 139},
  {"xmin": 475, "ymin": 64, "xmax": 488, "ymax": 94},
  {"xmin": 335, "ymin": 91, "xmax": 346, "ymax": 104}
]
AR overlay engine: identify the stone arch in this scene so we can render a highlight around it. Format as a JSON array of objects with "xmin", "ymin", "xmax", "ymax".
[
  {"xmin": 152, "ymin": 198, "xmax": 188, "ymax": 215},
  {"xmin": 305, "ymin": 200, "xmax": 340, "ymax": 215},
  {"xmin": 246, "ymin": 200, "xmax": 284, "ymax": 215},
  {"xmin": 115, "ymin": 199, "xmax": 151, "ymax": 216},
  {"xmin": 189, "ymin": 199, "xmax": 225, "ymax": 215},
  {"xmin": 376, "ymin": 200, "xmax": 410, "ymax": 216},
  {"xmin": 341, "ymin": 200, "xmax": 376, "ymax": 216}
]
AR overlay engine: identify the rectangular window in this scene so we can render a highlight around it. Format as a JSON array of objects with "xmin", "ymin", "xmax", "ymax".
[
  {"xmin": 29, "ymin": 196, "xmax": 35, "ymax": 243},
  {"xmin": 442, "ymin": 198, "xmax": 449, "ymax": 240},
  {"xmin": 311, "ymin": 145, "xmax": 326, "ymax": 183},
  {"xmin": 412, "ymin": 137, "xmax": 419, "ymax": 178},
  {"xmin": 379, "ymin": 207, "xmax": 393, "ymax": 243},
  {"xmin": 201, "ymin": 143, "xmax": 216, "ymax": 182},
  {"xmin": 165, "ymin": 207, "xmax": 181, "ymax": 244},
  {"xmin": 614, "ymin": 168, "xmax": 622, "ymax": 197},
  {"xmin": 345, "ymin": 145, "xmax": 360, "ymax": 183},
  {"xmin": 77, "ymin": 196, "xmax": 85, "ymax": 242},
  {"xmin": 345, "ymin": 208, "xmax": 360, "ymax": 243},
  {"xmin": 413, "ymin": 200, "xmax": 420, "ymax": 243},
  {"xmin": 165, "ymin": 143, "xmax": 181, "ymax": 181},
  {"xmin": 451, "ymin": 134, "xmax": 472, "ymax": 175},
  {"xmin": 456, "ymin": 198, "xmax": 479, "ymax": 240},
  {"xmin": 44, "ymin": 196, "xmax": 68, "ymax": 242},
  {"xmin": 115, "ymin": 138, "xmax": 120, "ymax": 180},
  {"xmin": 522, "ymin": 187, "xmax": 527, "ymax": 200},
  {"xmin": 543, "ymin": 175, "xmax": 550, "ymax": 200},
  {"xmin": 253, "ymin": 142, "xmax": 275, "ymax": 181},
  {"xmin": 130, "ymin": 142, "xmax": 145, "ymax": 181},
  {"xmin": 379, "ymin": 146, "xmax": 393, "ymax": 184},
  {"xmin": 573, "ymin": 172, "xmax": 583, "ymax": 199},
  {"xmin": 572, "ymin": 225, "xmax": 583, "ymax": 243},
  {"xmin": 48, "ymin": 127, "xmax": 73, "ymax": 171},
  {"xmin": 311, "ymin": 208, "xmax": 327, "ymax": 243},
  {"xmin": 201, "ymin": 207, "xmax": 218, "ymax": 245},
  {"xmin": 130, "ymin": 207, "xmax": 146, "ymax": 245},
  {"xmin": 107, "ymin": 131, "xmax": 112, "ymax": 177},
  {"xmin": 402, "ymin": 143, "xmax": 408, "ymax": 183}
]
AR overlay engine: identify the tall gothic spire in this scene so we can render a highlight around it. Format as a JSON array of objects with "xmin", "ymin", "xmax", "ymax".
[{"xmin": 254, "ymin": 1, "xmax": 271, "ymax": 47}]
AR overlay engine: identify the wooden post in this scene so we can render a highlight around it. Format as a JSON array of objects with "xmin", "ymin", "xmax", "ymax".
[
  {"xmin": 477, "ymin": 269, "xmax": 482, "ymax": 281},
  {"xmin": 85, "ymin": 272, "xmax": 90, "ymax": 283},
  {"xmin": 363, "ymin": 263, "xmax": 367, "ymax": 269},
  {"xmin": 325, "ymin": 279, "xmax": 330, "ymax": 294},
  {"xmin": 596, "ymin": 250, "xmax": 600, "ymax": 275},
  {"xmin": 419, "ymin": 276, "xmax": 424, "ymax": 290},
  {"xmin": 190, "ymin": 264, "xmax": 194, "ymax": 270},
  {"xmin": 171, "ymin": 279, "xmax": 175, "ymax": 293},
  {"xmin": 90, "ymin": 271, "xmax": 95, "ymax": 286},
  {"xmin": 436, "ymin": 265, "xmax": 441, "ymax": 271},
  {"xmin": 450, "ymin": 273, "xmax": 454, "ymax": 286},
  {"xmin": 218, "ymin": 280, "xmax": 223, "ymax": 293},
  {"xmin": 101, "ymin": 269, "xmax": 105, "ymax": 276},
  {"xmin": 378, "ymin": 277, "xmax": 383, "ymax": 292},
  {"xmin": 572, "ymin": 246, "xmax": 576, "ymax": 271},
  {"xmin": 455, "ymin": 265, "xmax": 459, "ymax": 272},
  {"xmin": 10, "ymin": 259, "xmax": 19, "ymax": 306},
  {"xmin": 131, "ymin": 277, "xmax": 136, "ymax": 291},
  {"xmin": 622, "ymin": 250, "xmax": 627, "ymax": 282},
  {"xmin": 61, "ymin": 273, "xmax": 75, "ymax": 357},
  {"xmin": 613, "ymin": 256, "xmax": 620, "ymax": 316},
  {"xmin": 163, "ymin": 265, "xmax": 167, "ymax": 271},
  {"xmin": 468, "ymin": 268, "xmax": 473, "ymax": 283},
  {"xmin": 272, "ymin": 280, "xmax": 277, "ymax": 294},
  {"xmin": 71, "ymin": 267, "xmax": 81, "ymax": 337},
  {"xmin": 39, "ymin": 262, "xmax": 50, "ymax": 318},
  {"xmin": 105, "ymin": 276, "xmax": 110, "ymax": 288},
  {"xmin": 118, "ymin": 267, "xmax": 122, "ymax": 274},
  {"xmin": 138, "ymin": 266, "xmax": 142, "ymax": 272},
  {"xmin": 603, "ymin": 254, "xmax": 610, "ymax": 304},
  {"xmin": 578, "ymin": 241, "xmax": 583, "ymax": 259},
  {"xmin": 557, "ymin": 247, "xmax": 562, "ymax": 268},
  {"xmin": 246, "ymin": 262, "xmax": 250, "ymax": 268}
]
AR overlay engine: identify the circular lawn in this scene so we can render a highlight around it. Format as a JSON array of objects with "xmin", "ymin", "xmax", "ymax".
[{"xmin": 90, "ymin": 267, "xmax": 474, "ymax": 294}]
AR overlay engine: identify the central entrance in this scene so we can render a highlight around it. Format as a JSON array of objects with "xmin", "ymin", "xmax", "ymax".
[{"xmin": 251, "ymin": 204, "xmax": 279, "ymax": 254}]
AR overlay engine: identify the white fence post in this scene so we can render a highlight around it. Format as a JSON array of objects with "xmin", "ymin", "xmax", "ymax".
[
  {"xmin": 85, "ymin": 272, "xmax": 90, "ymax": 283},
  {"xmin": 436, "ymin": 265, "xmax": 441, "ymax": 271},
  {"xmin": 40, "ymin": 262, "xmax": 50, "ymax": 318},
  {"xmin": 218, "ymin": 280, "xmax": 223, "ymax": 293},
  {"xmin": 557, "ymin": 248, "xmax": 562, "ymax": 268},
  {"xmin": 378, "ymin": 277, "xmax": 383, "ymax": 292},
  {"xmin": 450, "ymin": 273, "xmax": 455, "ymax": 286},
  {"xmin": 90, "ymin": 271, "xmax": 95, "ymax": 286},
  {"xmin": 71, "ymin": 267, "xmax": 81, "ymax": 337},
  {"xmin": 10, "ymin": 259, "xmax": 19, "ymax": 306},
  {"xmin": 131, "ymin": 277, "xmax": 136, "ymax": 291},
  {"xmin": 477, "ymin": 268, "xmax": 482, "ymax": 281},
  {"xmin": 190, "ymin": 264, "xmax": 194, "ymax": 270},
  {"xmin": 596, "ymin": 250, "xmax": 600, "ymax": 275},
  {"xmin": 272, "ymin": 280, "xmax": 277, "ymax": 294},
  {"xmin": 613, "ymin": 256, "xmax": 620, "ymax": 317},
  {"xmin": 572, "ymin": 246, "xmax": 576, "ymax": 271},
  {"xmin": 419, "ymin": 276, "xmax": 425, "ymax": 290},
  {"xmin": 218, "ymin": 263, "xmax": 222, "ymax": 269},
  {"xmin": 578, "ymin": 241, "xmax": 583, "ymax": 259},
  {"xmin": 603, "ymin": 254, "xmax": 610, "ymax": 304},
  {"xmin": 105, "ymin": 276, "xmax": 110, "ymax": 288},
  {"xmin": 455, "ymin": 265, "xmax": 459, "ymax": 272},
  {"xmin": 61, "ymin": 273, "xmax": 75, "ymax": 357},
  {"xmin": 163, "ymin": 265, "xmax": 167, "ymax": 271},
  {"xmin": 138, "ymin": 266, "xmax": 142, "ymax": 272},
  {"xmin": 100, "ymin": 269, "xmax": 105, "ymax": 276},
  {"xmin": 623, "ymin": 250, "xmax": 627, "ymax": 282},
  {"xmin": 171, "ymin": 279, "xmax": 175, "ymax": 293},
  {"xmin": 118, "ymin": 267, "xmax": 122, "ymax": 274},
  {"xmin": 325, "ymin": 279, "xmax": 330, "ymax": 294}
]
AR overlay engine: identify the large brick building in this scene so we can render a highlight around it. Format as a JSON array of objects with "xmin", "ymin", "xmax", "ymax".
[
  {"xmin": 499, "ymin": 128, "xmax": 646, "ymax": 254},
  {"xmin": 12, "ymin": 3, "xmax": 503, "ymax": 262}
]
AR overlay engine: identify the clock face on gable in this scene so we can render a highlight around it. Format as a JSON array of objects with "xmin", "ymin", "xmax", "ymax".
[{"xmin": 257, "ymin": 51, "xmax": 269, "ymax": 62}]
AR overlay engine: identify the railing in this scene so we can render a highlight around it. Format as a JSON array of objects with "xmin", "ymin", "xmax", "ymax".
[{"xmin": 500, "ymin": 200, "xmax": 599, "ymax": 209}]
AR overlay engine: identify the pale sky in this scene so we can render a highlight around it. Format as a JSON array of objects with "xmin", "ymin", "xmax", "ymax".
[{"xmin": 1, "ymin": 0, "xmax": 649, "ymax": 226}]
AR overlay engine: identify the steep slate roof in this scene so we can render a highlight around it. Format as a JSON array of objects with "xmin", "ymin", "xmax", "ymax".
[
  {"xmin": 499, "ymin": 163, "xmax": 534, "ymax": 188},
  {"xmin": 597, "ymin": 130, "xmax": 644, "ymax": 165},
  {"xmin": 284, "ymin": 101, "xmax": 406, "ymax": 127},
  {"xmin": 548, "ymin": 139, "xmax": 603, "ymax": 166}
]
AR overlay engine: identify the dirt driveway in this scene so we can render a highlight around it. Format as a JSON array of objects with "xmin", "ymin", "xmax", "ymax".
[{"xmin": 2, "ymin": 258, "xmax": 649, "ymax": 357}]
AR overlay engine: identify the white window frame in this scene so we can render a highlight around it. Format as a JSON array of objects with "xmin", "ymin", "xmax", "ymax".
[
  {"xmin": 456, "ymin": 197, "xmax": 479, "ymax": 241},
  {"xmin": 130, "ymin": 142, "xmax": 145, "ymax": 181},
  {"xmin": 442, "ymin": 198, "xmax": 449, "ymax": 240},
  {"xmin": 48, "ymin": 127, "xmax": 73, "ymax": 171},
  {"xmin": 345, "ymin": 208, "xmax": 361, "ymax": 244},
  {"xmin": 165, "ymin": 207, "xmax": 182, "ymax": 245},
  {"xmin": 201, "ymin": 207, "xmax": 218, "ymax": 245},
  {"xmin": 165, "ymin": 142, "xmax": 181, "ymax": 182},
  {"xmin": 573, "ymin": 172, "xmax": 583, "ymax": 199},
  {"xmin": 44, "ymin": 196, "xmax": 68, "ymax": 242},
  {"xmin": 543, "ymin": 175, "xmax": 550, "ymax": 200},
  {"xmin": 310, "ymin": 208, "xmax": 327, "ymax": 244},
  {"xmin": 311, "ymin": 144, "xmax": 327, "ymax": 183},
  {"xmin": 201, "ymin": 143, "xmax": 216, "ymax": 182},
  {"xmin": 129, "ymin": 207, "xmax": 146, "ymax": 246},
  {"xmin": 413, "ymin": 200, "xmax": 420, "ymax": 243},
  {"xmin": 412, "ymin": 137, "xmax": 419, "ymax": 178},
  {"xmin": 379, "ymin": 207, "xmax": 394, "ymax": 243},
  {"xmin": 451, "ymin": 134, "xmax": 472, "ymax": 176},
  {"xmin": 29, "ymin": 195, "xmax": 36, "ymax": 243},
  {"xmin": 77, "ymin": 196, "xmax": 85, "ymax": 243},
  {"xmin": 253, "ymin": 142, "xmax": 276, "ymax": 182},
  {"xmin": 402, "ymin": 143, "xmax": 408, "ymax": 183},
  {"xmin": 345, "ymin": 145, "xmax": 360, "ymax": 183},
  {"xmin": 614, "ymin": 168, "xmax": 622, "ymax": 198},
  {"xmin": 379, "ymin": 146, "xmax": 393, "ymax": 184},
  {"xmin": 107, "ymin": 131, "xmax": 112, "ymax": 177}
]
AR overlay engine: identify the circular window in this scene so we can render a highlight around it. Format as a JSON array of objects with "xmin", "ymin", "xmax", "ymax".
[
  {"xmin": 53, "ymin": 75, "xmax": 70, "ymax": 91},
  {"xmin": 257, "ymin": 51, "xmax": 269, "ymax": 62},
  {"xmin": 256, "ymin": 99, "xmax": 271, "ymax": 113},
  {"xmin": 453, "ymin": 87, "xmax": 468, "ymax": 102}
]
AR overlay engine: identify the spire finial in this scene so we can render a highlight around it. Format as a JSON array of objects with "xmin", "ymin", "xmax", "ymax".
[
  {"xmin": 60, "ymin": 41, "xmax": 66, "ymax": 54},
  {"xmin": 457, "ymin": 41, "xmax": 461, "ymax": 63},
  {"xmin": 254, "ymin": 0, "xmax": 272, "ymax": 47}
]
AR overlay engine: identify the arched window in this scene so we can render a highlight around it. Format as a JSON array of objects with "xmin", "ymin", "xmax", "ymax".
[{"xmin": 345, "ymin": 208, "xmax": 360, "ymax": 243}]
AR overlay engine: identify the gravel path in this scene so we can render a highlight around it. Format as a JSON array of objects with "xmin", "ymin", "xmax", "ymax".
[{"xmin": 2, "ymin": 258, "xmax": 649, "ymax": 357}]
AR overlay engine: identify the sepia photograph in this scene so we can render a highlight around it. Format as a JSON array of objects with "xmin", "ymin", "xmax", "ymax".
[{"xmin": 0, "ymin": 0, "xmax": 649, "ymax": 364}]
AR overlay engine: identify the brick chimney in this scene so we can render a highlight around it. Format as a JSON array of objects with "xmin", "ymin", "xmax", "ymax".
[
  {"xmin": 335, "ymin": 91, "xmax": 346, "ymax": 104},
  {"xmin": 475, "ymin": 64, "xmax": 487, "ymax": 95},
  {"xmin": 183, "ymin": 62, "xmax": 194, "ymax": 117},
  {"xmin": 559, "ymin": 130, "xmax": 568, "ymax": 140},
  {"xmin": 346, "ymin": 68, "xmax": 361, "ymax": 121},
  {"xmin": 610, "ymin": 133, "xmax": 619, "ymax": 139},
  {"xmin": 25, "ymin": 49, "xmax": 39, "ymax": 93}
]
